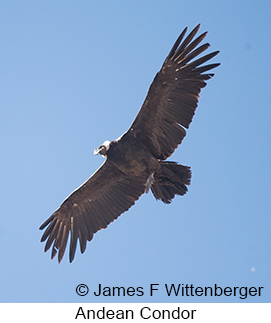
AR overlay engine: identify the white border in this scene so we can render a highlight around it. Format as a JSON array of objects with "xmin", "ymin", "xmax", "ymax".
[{"xmin": 0, "ymin": 303, "xmax": 270, "ymax": 322}]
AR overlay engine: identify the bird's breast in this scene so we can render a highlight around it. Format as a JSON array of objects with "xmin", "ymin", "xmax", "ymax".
[{"xmin": 106, "ymin": 138, "xmax": 156, "ymax": 176}]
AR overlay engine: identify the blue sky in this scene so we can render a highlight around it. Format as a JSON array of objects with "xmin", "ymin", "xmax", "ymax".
[{"xmin": 0, "ymin": 0, "xmax": 271, "ymax": 303}]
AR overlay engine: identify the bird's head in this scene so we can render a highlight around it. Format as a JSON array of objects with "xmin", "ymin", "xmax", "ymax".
[{"xmin": 94, "ymin": 140, "xmax": 111, "ymax": 157}]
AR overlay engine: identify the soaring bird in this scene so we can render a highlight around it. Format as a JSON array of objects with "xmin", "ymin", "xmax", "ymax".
[{"xmin": 40, "ymin": 24, "xmax": 220, "ymax": 263}]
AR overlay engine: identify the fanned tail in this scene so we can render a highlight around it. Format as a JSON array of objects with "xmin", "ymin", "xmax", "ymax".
[{"xmin": 151, "ymin": 161, "xmax": 191, "ymax": 204}]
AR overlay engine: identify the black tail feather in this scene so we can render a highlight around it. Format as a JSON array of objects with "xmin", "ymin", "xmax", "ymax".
[{"xmin": 151, "ymin": 161, "xmax": 191, "ymax": 204}]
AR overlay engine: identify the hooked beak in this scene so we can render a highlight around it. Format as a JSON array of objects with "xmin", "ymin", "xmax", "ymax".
[
  {"xmin": 94, "ymin": 146, "xmax": 105, "ymax": 155},
  {"xmin": 94, "ymin": 147, "xmax": 102, "ymax": 155}
]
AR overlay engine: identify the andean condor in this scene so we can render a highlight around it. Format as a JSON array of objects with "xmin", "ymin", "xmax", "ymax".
[{"xmin": 40, "ymin": 24, "xmax": 220, "ymax": 263}]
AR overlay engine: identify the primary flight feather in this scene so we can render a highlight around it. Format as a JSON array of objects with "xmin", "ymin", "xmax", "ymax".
[{"xmin": 40, "ymin": 24, "xmax": 220, "ymax": 263}]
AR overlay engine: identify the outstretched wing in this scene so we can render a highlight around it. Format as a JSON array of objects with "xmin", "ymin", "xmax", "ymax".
[
  {"xmin": 40, "ymin": 160, "xmax": 145, "ymax": 263},
  {"xmin": 128, "ymin": 24, "xmax": 220, "ymax": 160}
]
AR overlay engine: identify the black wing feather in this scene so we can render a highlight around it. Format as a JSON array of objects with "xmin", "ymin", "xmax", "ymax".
[
  {"xmin": 40, "ymin": 160, "xmax": 145, "ymax": 262},
  {"xmin": 128, "ymin": 24, "xmax": 220, "ymax": 159}
]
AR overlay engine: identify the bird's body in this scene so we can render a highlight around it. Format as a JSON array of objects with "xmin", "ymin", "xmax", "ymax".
[
  {"xmin": 40, "ymin": 24, "xmax": 220, "ymax": 262},
  {"xmin": 106, "ymin": 134, "xmax": 158, "ymax": 177}
]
